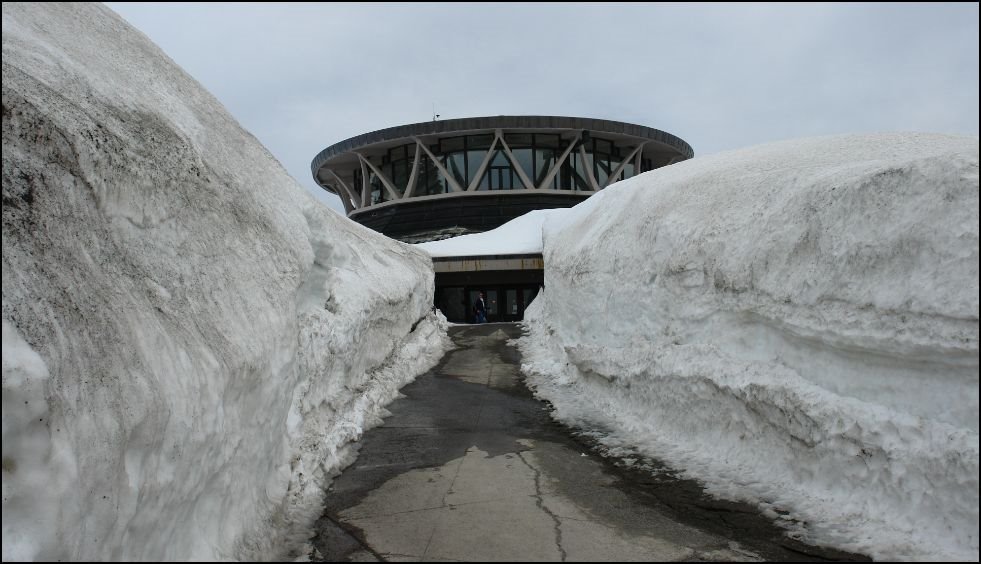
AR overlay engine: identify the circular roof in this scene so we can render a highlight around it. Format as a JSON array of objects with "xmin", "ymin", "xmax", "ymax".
[{"xmin": 311, "ymin": 115, "xmax": 693, "ymax": 177}]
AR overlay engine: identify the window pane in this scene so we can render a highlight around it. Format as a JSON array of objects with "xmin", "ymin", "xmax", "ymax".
[
  {"xmin": 488, "ymin": 166, "xmax": 507, "ymax": 190},
  {"xmin": 511, "ymin": 148, "xmax": 533, "ymax": 186},
  {"xmin": 477, "ymin": 168, "xmax": 490, "ymax": 190},
  {"xmin": 428, "ymin": 146, "xmax": 445, "ymax": 194},
  {"xmin": 491, "ymin": 149, "xmax": 509, "ymax": 166},
  {"xmin": 568, "ymin": 154, "xmax": 592, "ymax": 191},
  {"xmin": 559, "ymin": 159, "xmax": 571, "ymax": 190},
  {"xmin": 392, "ymin": 159, "xmax": 408, "ymax": 193},
  {"xmin": 608, "ymin": 155, "xmax": 622, "ymax": 184},
  {"xmin": 578, "ymin": 153, "xmax": 593, "ymax": 190},
  {"xmin": 506, "ymin": 289, "xmax": 518, "ymax": 316},
  {"xmin": 572, "ymin": 170, "xmax": 591, "ymax": 191},
  {"xmin": 595, "ymin": 155, "xmax": 611, "ymax": 187},
  {"xmin": 446, "ymin": 153, "xmax": 466, "ymax": 186},
  {"xmin": 370, "ymin": 173, "xmax": 385, "ymax": 204},
  {"xmin": 486, "ymin": 290, "xmax": 498, "ymax": 315},
  {"xmin": 467, "ymin": 149, "xmax": 488, "ymax": 187},
  {"xmin": 534, "ymin": 148, "xmax": 557, "ymax": 188}
]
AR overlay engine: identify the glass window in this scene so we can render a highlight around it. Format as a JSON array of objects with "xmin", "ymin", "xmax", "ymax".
[
  {"xmin": 534, "ymin": 148, "xmax": 557, "ymax": 189},
  {"xmin": 485, "ymin": 290, "xmax": 498, "ymax": 316},
  {"xmin": 594, "ymin": 154, "xmax": 611, "ymax": 187},
  {"xmin": 353, "ymin": 168, "xmax": 363, "ymax": 192},
  {"xmin": 476, "ymin": 170, "xmax": 490, "ymax": 190},
  {"xmin": 415, "ymin": 163, "xmax": 427, "ymax": 195},
  {"xmin": 392, "ymin": 158, "xmax": 408, "ymax": 193},
  {"xmin": 510, "ymin": 148, "xmax": 533, "ymax": 186},
  {"xmin": 467, "ymin": 149, "xmax": 488, "ymax": 187},
  {"xmin": 423, "ymin": 158, "xmax": 447, "ymax": 195},
  {"xmin": 505, "ymin": 289, "xmax": 518, "ymax": 316},
  {"xmin": 622, "ymin": 162, "xmax": 635, "ymax": 179},
  {"xmin": 370, "ymin": 173, "xmax": 385, "ymax": 204},
  {"xmin": 578, "ymin": 152, "xmax": 594, "ymax": 190},
  {"xmin": 488, "ymin": 167, "xmax": 510, "ymax": 190},
  {"xmin": 564, "ymin": 154, "xmax": 592, "ymax": 191},
  {"xmin": 607, "ymin": 155, "xmax": 623, "ymax": 184},
  {"xmin": 559, "ymin": 158, "xmax": 572, "ymax": 190},
  {"xmin": 487, "ymin": 150, "xmax": 512, "ymax": 190},
  {"xmin": 446, "ymin": 153, "xmax": 466, "ymax": 187}
]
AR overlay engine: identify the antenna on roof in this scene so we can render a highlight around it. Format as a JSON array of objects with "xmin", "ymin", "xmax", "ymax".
[{"xmin": 432, "ymin": 103, "xmax": 440, "ymax": 122}]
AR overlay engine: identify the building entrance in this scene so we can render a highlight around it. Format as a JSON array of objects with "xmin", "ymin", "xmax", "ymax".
[{"xmin": 436, "ymin": 285, "xmax": 540, "ymax": 323}]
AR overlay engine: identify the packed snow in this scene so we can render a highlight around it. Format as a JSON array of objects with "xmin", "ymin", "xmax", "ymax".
[
  {"xmin": 415, "ymin": 208, "xmax": 563, "ymax": 257},
  {"xmin": 2, "ymin": 3, "xmax": 448, "ymax": 561},
  {"xmin": 516, "ymin": 133, "xmax": 979, "ymax": 561}
]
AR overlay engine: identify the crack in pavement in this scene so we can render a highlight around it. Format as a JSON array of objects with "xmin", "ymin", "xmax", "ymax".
[
  {"xmin": 516, "ymin": 451, "xmax": 568, "ymax": 562},
  {"xmin": 319, "ymin": 513, "xmax": 386, "ymax": 563},
  {"xmin": 313, "ymin": 324, "xmax": 869, "ymax": 562}
]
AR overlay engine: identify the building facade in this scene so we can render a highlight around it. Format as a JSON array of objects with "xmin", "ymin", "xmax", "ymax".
[{"xmin": 311, "ymin": 116, "xmax": 692, "ymax": 321}]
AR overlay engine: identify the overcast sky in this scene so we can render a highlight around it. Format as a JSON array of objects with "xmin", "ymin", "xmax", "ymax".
[{"xmin": 106, "ymin": 2, "xmax": 979, "ymax": 214}]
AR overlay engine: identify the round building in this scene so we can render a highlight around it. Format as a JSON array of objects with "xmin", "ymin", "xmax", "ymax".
[
  {"xmin": 311, "ymin": 115, "xmax": 692, "ymax": 242},
  {"xmin": 312, "ymin": 116, "xmax": 692, "ymax": 322}
]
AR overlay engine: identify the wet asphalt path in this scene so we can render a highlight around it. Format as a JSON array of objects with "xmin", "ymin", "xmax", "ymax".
[{"xmin": 310, "ymin": 323, "xmax": 868, "ymax": 562}]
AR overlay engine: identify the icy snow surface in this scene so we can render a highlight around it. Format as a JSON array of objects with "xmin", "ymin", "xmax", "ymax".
[
  {"xmin": 516, "ymin": 133, "xmax": 979, "ymax": 561},
  {"xmin": 2, "ymin": 3, "xmax": 449, "ymax": 561}
]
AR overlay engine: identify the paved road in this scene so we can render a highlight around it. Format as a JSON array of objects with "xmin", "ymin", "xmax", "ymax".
[{"xmin": 311, "ymin": 324, "xmax": 867, "ymax": 562}]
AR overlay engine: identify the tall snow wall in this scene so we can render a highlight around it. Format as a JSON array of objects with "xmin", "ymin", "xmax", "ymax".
[
  {"xmin": 518, "ymin": 133, "xmax": 979, "ymax": 561},
  {"xmin": 2, "ymin": 3, "xmax": 448, "ymax": 561}
]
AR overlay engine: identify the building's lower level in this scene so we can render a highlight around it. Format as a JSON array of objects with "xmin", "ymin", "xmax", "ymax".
[{"xmin": 434, "ymin": 255, "xmax": 543, "ymax": 322}]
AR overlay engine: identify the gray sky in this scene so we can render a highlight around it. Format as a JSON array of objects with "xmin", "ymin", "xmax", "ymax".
[{"xmin": 106, "ymin": 2, "xmax": 979, "ymax": 214}]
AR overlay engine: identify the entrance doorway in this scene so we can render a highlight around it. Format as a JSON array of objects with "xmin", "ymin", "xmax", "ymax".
[{"xmin": 436, "ymin": 285, "xmax": 541, "ymax": 323}]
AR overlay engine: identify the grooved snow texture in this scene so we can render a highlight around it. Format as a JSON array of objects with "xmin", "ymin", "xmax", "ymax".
[
  {"xmin": 2, "ymin": 3, "xmax": 449, "ymax": 561},
  {"xmin": 519, "ymin": 132, "xmax": 979, "ymax": 561}
]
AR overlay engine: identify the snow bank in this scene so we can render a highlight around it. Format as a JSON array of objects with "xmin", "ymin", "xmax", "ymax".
[
  {"xmin": 1, "ymin": 3, "xmax": 448, "ymax": 561},
  {"xmin": 517, "ymin": 133, "xmax": 979, "ymax": 561},
  {"xmin": 415, "ymin": 208, "xmax": 564, "ymax": 257}
]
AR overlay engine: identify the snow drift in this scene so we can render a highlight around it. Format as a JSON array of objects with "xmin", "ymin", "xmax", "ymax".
[
  {"xmin": 416, "ymin": 208, "xmax": 564, "ymax": 257},
  {"xmin": 1, "ymin": 3, "xmax": 448, "ymax": 561},
  {"xmin": 517, "ymin": 133, "xmax": 979, "ymax": 561}
]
